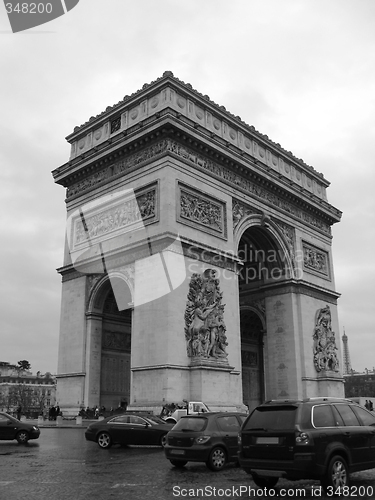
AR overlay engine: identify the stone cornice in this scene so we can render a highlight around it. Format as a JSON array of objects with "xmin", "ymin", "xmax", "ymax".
[
  {"xmin": 53, "ymin": 120, "xmax": 341, "ymax": 230},
  {"xmin": 55, "ymin": 72, "xmax": 335, "ymax": 202},
  {"xmin": 65, "ymin": 71, "xmax": 327, "ymax": 184}
]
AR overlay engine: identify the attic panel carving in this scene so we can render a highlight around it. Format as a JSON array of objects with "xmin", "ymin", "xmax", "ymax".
[
  {"xmin": 178, "ymin": 183, "xmax": 226, "ymax": 238},
  {"xmin": 303, "ymin": 241, "xmax": 330, "ymax": 278}
]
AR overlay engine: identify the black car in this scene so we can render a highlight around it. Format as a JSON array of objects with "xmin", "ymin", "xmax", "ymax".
[
  {"xmin": 85, "ymin": 412, "xmax": 174, "ymax": 449},
  {"xmin": 164, "ymin": 412, "xmax": 248, "ymax": 471},
  {"xmin": 238, "ymin": 398, "xmax": 375, "ymax": 490},
  {"xmin": 0, "ymin": 411, "xmax": 40, "ymax": 444}
]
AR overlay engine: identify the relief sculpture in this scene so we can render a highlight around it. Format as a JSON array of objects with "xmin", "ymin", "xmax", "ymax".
[
  {"xmin": 185, "ymin": 269, "xmax": 228, "ymax": 361},
  {"xmin": 313, "ymin": 305, "xmax": 339, "ymax": 372},
  {"xmin": 180, "ymin": 190, "xmax": 222, "ymax": 232},
  {"xmin": 74, "ymin": 189, "xmax": 155, "ymax": 245}
]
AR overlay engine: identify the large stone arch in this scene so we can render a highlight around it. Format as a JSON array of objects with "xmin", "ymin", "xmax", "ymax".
[
  {"xmin": 85, "ymin": 273, "xmax": 133, "ymax": 409},
  {"xmin": 234, "ymin": 213, "xmax": 295, "ymax": 281},
  {"xmin": 236, "ymin": 214, "xmax": 297, "ymax": 404},
  {"xmin": 54, "ymin": 72, "xmax": 344, "ymax": 415}
]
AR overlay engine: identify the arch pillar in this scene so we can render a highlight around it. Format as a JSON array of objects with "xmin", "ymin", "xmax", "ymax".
[{"xmin": 84, "ymin": 312, "xmax": 103, "ymax": 408}]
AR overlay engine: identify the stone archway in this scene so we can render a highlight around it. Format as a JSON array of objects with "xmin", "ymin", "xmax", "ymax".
[
  {"xmin": 100, "ymin": 289, "xmax": 132, "ymax": 409},
  {"xmin": 85, "ymin": 275, "xmax": 133, "ymax": 410},
  {"xmin": 240, "ymin": 307, "xmax": 265, "ymax": 412},
  {"xmin": 237, "ymin": 217, "xmax": 292, "ymax": 410}
]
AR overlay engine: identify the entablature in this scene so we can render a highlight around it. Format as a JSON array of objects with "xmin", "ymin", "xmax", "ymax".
[
  {"xmin": 53, "ymin": 114, "xmax": 341, "ymax": 234},
  {"xmin": 55, "ymin": 72, "xmax": 333, "ymax": 204}
]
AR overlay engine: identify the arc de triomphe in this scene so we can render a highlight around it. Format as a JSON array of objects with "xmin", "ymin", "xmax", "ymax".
[{"xmin": 52, "ymin": 72, "xmax": 344, "ymax": 415}]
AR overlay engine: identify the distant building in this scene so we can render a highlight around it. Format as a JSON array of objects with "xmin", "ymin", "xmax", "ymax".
[
  {"xmin": 0, "ymin": 362, "xmax": 57, "ymax": 416},
  {"xmin": 344, "ymin": 368, "xmax": 375, "ymax": 398}
]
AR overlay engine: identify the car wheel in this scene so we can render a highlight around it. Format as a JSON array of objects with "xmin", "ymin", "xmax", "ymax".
[
  {"xmin": 322, "ymin": 455, "xmax": 349, "ymax": 491},
  {"xmin": 206, "ymin": 447, "xmax": 227, "ymax": 471},
  {"xmin": 16, "ymin": 430, "xmax": 29, "ymax": 444},
  {"xmin": 170, "ymin": 460, "xmax": 187, "ymax": 468},
  {"xmin": 97, "ymin": 432, "xmax": 112, "ymax": 449},
  {"xmin": 160, "ymin": 433, "xmax": 168, "ymax": 447},
  {"xmin": 252, "ymin": 473, "xmax": 279, "ymax": 488}
]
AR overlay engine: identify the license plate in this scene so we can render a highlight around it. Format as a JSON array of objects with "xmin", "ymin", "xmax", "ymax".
[
  {"xmin": 256, "ymin": 437, "xmax": 279, "ymax": 445},
  {"xmin": 170, "ymin": 449, "xmax": 185, "ymax": 455}
]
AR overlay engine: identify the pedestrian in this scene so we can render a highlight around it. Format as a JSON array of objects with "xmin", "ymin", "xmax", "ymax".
[
  {"xmin": 49, "ymin": 406, "xmax": 56, "ymax": 421},
  {"xmin": 94, "ymin": 406, "xmax": 99, "ymax": 418},
  {"xmin": 16, "ymin": 405, "xmax": 22, "ymax": 420},
  {"xmin": 370, "ymin": 400, "xmax": 374, "ymax": 412},
  {"xmin": 365, "ymin": 400, "xmax": 369, "ymax": 410}
]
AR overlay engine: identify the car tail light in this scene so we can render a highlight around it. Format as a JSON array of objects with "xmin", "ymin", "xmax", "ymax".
[
  {"xmin": 195, "ymin": 435, "xmax": 211, "ymax": 445},
  {"xmin": 295, "ymin": 431, "xmax": 310, "ymax": 445}
]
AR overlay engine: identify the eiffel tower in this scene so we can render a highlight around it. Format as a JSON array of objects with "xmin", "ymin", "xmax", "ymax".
[{"xmin": 342, "ymin": 328, "xmax": 352, "ymax": 374}]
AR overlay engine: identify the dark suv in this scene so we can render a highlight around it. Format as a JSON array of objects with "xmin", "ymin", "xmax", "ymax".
[
  {"xmin": 238, "ymin": 398, "xmax": 375, "ymax": 490},
  {"xmin": 164, "ymin": 412, "xmax": 248, "ymax": 470}
]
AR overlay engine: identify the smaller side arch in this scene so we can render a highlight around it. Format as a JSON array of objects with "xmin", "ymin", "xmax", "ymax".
[{"xmin": 88, "ymin": 271, "xmax": 134, "ymax": 314}]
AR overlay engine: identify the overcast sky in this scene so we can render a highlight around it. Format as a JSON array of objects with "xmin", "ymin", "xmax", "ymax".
[{"xmin": 1, "ymin": 0, "xmax": 374, "ymax": 375}]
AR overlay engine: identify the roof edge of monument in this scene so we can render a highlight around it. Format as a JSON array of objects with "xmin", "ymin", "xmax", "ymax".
[{"xmin": 67, "ymin": 71, "xmax": 324, "ymax": 180}]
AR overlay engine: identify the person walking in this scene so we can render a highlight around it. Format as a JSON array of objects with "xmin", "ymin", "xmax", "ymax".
[{"xmin": 16, "ymin": 405, "xmax": 22, "ymax": 420}]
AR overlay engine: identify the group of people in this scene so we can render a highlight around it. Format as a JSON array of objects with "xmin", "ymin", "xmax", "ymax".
[
  {"xmin": 79, "ymin": 405, "xmax": 107, "ymax": 419},
  {"xmin": 48, "ymin": 405, "xmax": 61, "ymax": 420},
  {"xmin": 364, "ymin": 399, "xmax": 374, "ymax": 411}
]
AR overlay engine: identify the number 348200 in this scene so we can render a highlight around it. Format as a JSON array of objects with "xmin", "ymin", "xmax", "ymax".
[{"xmin": 5, "ymin": 3, "xmax": 53, "ymax": 14}]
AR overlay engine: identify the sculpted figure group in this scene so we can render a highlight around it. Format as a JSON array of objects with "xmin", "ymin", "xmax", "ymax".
[
  {"xmin": 185, "ymin": 269, "xmax": 228, "ymax": 361},
  {"xmin": 313, "ymin": 305, "xmax": 339, "ymax": 372}
]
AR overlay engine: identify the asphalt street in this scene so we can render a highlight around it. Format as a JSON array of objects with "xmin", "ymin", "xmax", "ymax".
[{"xmin": 0, "ymin": 427, "xmax": 374, "ymax": 500}]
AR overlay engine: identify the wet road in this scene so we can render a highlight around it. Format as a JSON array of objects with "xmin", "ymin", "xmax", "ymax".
[{"xmin": 0, "ymin": 427, "xmax": 374, "ymax": 499}]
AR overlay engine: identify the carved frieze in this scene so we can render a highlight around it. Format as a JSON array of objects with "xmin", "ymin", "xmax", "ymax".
[
  {"xmin": 185, "ymin": 269, "xmax": 228, "ymax": 362},
  {"xmin": 178, "ymin": 184, "xmax": 226, "ymax": 238},
  {"xmin": 67, "ymin": 141, "xmax": 168, "ymax": 198},
  {"xmin": 313, "ymin": 305, "xmax": 339, "ymax": 372},
  {"xmin": 303, "ymin": 241, "xmax": 330, "ymax": 278},
  {"xmin": 102, "ymin": 330, "xmax": 131, "ymax": 352},
  {"xmin": 68, "ymin": 138, "xmax": 331, "ymax": 234},
  {"xmin": 74, "ymin": 187, "xmax": 156, "ymax": 247},
  {"xmin": 241, "ymin": 350, "xmax": 258, "ymax": 367}
]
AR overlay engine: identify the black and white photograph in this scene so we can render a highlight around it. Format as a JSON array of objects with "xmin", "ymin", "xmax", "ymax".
[{"xmin": 1, "ymin": 1, "xmax": 374, "ymax": 498}]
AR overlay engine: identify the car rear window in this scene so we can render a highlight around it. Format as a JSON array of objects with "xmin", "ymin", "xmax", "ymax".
[
  {"xmin": 243, "ymin": 406, "xmax": 297, "ymax": 431},
  {"xmin": 145, "ymin": 415, "xmax": 167, "ymax": 425},
  {"xmin": 312, "ymin": 405, "xmax": 335, "ymax": 427},
  {"xmin": 217, "ymin": 415, "xmax": 240, "ymax": 432},
  {"xmin": 351, "ymin": 405, "xmax": 375, "ymax": 426},
  {"xmin": 173, "ymin": 417, "xmax": 207, "ymax": 432}
]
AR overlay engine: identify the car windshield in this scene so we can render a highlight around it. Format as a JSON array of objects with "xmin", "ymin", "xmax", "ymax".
[
  {"xmin": 243, "ymin": 406, "xmax": 297, "ymax": 431},
  {"xmin": 173, "ymin": 417, "xmax": 207, "ymax": 432}
]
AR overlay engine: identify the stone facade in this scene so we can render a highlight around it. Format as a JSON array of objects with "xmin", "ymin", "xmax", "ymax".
[
  {"xmin": 0, "ymin": 362, "xmax": 56, "ymax": 416},
  {"xmin": 53, "ymin": 72, "xmax": 344, "ymax": 415}
]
